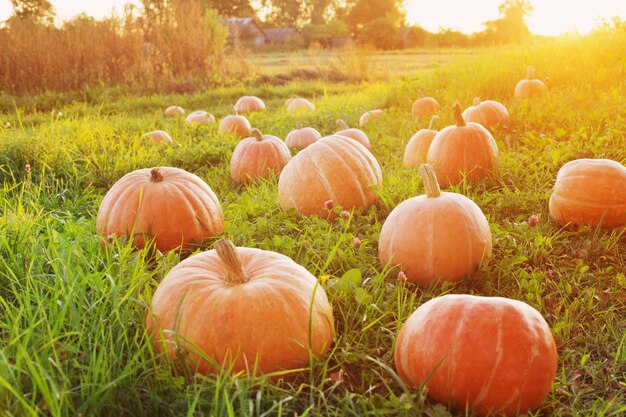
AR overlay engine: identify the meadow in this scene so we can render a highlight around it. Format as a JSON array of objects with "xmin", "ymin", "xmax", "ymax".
[{"xmin": 0, "ymin": 31, "xmax": 625, "ymax": 416}]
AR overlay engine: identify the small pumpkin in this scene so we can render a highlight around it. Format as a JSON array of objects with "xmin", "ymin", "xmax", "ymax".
[
  {"xmin": 411, "ymin": 93, "xmax": 440, "ymax": 119},
  {"xmin": 286, "ymin": 98, "xmax": 315, "ymax": 113},
  {"xmin": 379, "ymin": 164, "xmax": 491, "ymax": 286},
  {"xmin": 186, "ymin": 110, "xmax": 215, "ymax": 125},
  {"xmin": 234, "ymin": 96, "xmax": 266, "ymax": 113},
  {"xmin": 359, "ymin": 109, "xmax": 383, "ymax": 128},
  {"xmin": 218, "ymin": 109, "xmax": 251, "ymax": 138},
  {"xmin": 427, "ymin": 104, "xmax": 500, "ymax": 187},
  {"xmin": 285, "ymin": 123, "xmax": 321, "ymax": 150},
  {"xmin": 143, "ymin": 130, "xmax": 173, "ymax": 144},
  {"xmin": 97, "ymin": 167, "xmax": 224, "ymax": 252},
  {"xmin": 164, "ymin": 106, "xmax": 185, "ymax": 116},
  {"xmin": 462, "ymin": 97, "xmax": 510, "ymax": 129},
  {"xmin": 278, "ymin": 135, "xmax": 382, "ymax": 217},
  {"xmin": 395, "ymin": 294, "xmax": 557, "ymax": 416},
  {"xmin": 230, "ymin": 129, "xmax": 292, "ymax": 184},
  {"xmin": 334, "ymin": 120, "xmax": 372, "ymax": 150},
  {"xmin": 147, "ymin": 238, "xmax": 334, "ymax": 378},
  {"xmin": 549, "ymin": 158, "xmax": 626, "ymax": 229},
  {"xmin": 403, "ymin": 116, "xmax": 438, "ymax": 168},
  {"xmin": 514, "ymin": 66, "xmax": 547, "ymax": 99}
]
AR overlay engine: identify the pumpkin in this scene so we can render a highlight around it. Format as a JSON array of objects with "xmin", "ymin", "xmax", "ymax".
[
  {"xmin": 143, "ymin": 130, "xmax": 173, "ymax": 144},
  {"xmin": 395, "ymin": 294, "xmax": 557, "ymax": 416},
  {"xmin": 230, "ymin": 129, "xmax": 292, "ymax": 184},
  {"xmin": 234, "ymin": 96, "xmax": 266, "ymax": 113},
  {"xmin": 462, "ymin": 98, "xmax": 510, "ymax": 129},
  {"xmin": 164, "ymin": 106, "xmax": 185, "ymax": 116},
  {"xmin": 278, "ymin": 135, "xmax": 382, "ymax": 217},
  {"xmin": 334, "ymin": 120, "xmax": 372, "ymax": 150},
  {"xmin": 359, "ymin": 109, "xmax": 383, "ymax": 128},
  {"xmin": 186, "ymin": 110, "xmax": 215, "ymax": 125},
  {"xmin": 403, "ymin": 116, "xmax": 438, "ymax": 168},
  {"xmin": 285, "ymin": 123, "xmax": 321, "ymax": 150},
  {"xmin": 549, "ymin": 158, "xmax": 626, "ymax": 229},
  {"xmin": 379, "ymin": 164, "xmax": 491, "ymax": 286},
  {"xmin": 147, "ymin": 238, "xmax": 334, "ymax": 378},
  {"xmin": 514, "ymin": 66, "xmax": 547, "ymax": 99},
  {"xmin": 97, "ymin": 167, "xmax": 224, "ymax": 252},
  {"xmin": 427, "ymin": 104, "xmax": 500, "ymax": 187},
  {"xmin": 218, "ymin": 109, "xmax": 251, "ymax": 138},
  {"xmin": 286, "ymin": 98, "xmax": 315, "ymax": 113},
  {"xmin": 411, "ymin": 93, "xmax": 440, "ymax": 119}
]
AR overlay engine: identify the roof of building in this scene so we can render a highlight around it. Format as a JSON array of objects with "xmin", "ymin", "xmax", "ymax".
[{"xmin": 264, "ymin": 28, "xmax": 302, "ymax": 42}]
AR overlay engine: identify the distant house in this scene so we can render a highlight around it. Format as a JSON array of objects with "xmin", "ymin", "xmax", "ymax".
[
  {"xmin": 330, "ymin": 37, "xmax": 354, "ymax": 49},
  {"xmin": 222, "ymin": 17, "xmax": 268, "ymax": 46},
  {"xmin": 264, "ymin": 28, "xmax": 303, "ymax": 46}
]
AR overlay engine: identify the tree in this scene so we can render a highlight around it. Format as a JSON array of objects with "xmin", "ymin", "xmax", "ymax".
[
  {"xmin": 482, "ymin": 0, "xmax": 533, "ymax": 44},
  {"xmin": 347, "ymin": 0, "xmax": 404, "ymax": 35},
  {"xmin": 202, "ymin": 0, "xmax": 255, "ymax": 17},
  {"xmin": 10, "ymin": 0, "xmax": 55, "ymax": 23},
  {"xmin": 357, "ymin": 16, "xmax": 401, "ymax": 50}
]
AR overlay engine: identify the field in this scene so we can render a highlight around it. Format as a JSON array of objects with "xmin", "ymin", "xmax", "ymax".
[{"xmin": 1, "ymin": 33, "xmax": 625, "ymax": 416}]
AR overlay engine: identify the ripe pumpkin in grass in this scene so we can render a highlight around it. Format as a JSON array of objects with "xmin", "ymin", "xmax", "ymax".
[
  {"xmin": 395, "ymin": 294, "xmax": 557, "ymax": 416},
  {"xmin": 186, "ymin": 110, "xmax": 215, "ymax": 125},
  {"xmin": 427, "ymin": 104, "xmax": 500, "ymax": 187},
  {"xmin": 286, "ymin": 98, "xmax": 315, "ymax": 113},
  {"xmin": 97, "ymin": 167, "xmax": 224, "ymax": 252},
  {"xmin": 218, "ymin": 110, "xmax": 251, "ymax": 138},
  {"xmin": 403, "ymin": 116, "xmax": 438, "ymax": 168},
  {"xmin": 164, "ymin": 106, "xmax": 185, "ymax": 116},
  {"xmin": 285, "ymin": 124, "xmax": 321, "ymax": 150},
  {"xmin": 411, "ymin": 94, "xmax": 440, "ymax": 119},
  {"xmin": 334, "ymin": 120, "xmax": 372, "ymax": 150},
  {"xmin": 143, "ymin": 130, "xmax": 173, "ymax": 144},
  {"xmin": 230, "ymin": 129, "xmax": 292, "ymax": 184},
  {"xmin": 278, "ymin": 135, "xmax": 382, "ymax": 217},
  {"xmin": 379, "ymin": 164, "xmax": 491, "ymax": 286},
  {"xmin": 549, "ymin": 158, "xmax": 626, "ymax": 229},
  {"xmin": 234, "ymin": 96, "xmax": 266, "ymax": 113},
  {"xmin": 147, "ymin": 238, "xmax": 334, "ymax": 378},
  {"xmin": 359, "ymin": 109, "xmax": 383, "ymax": 128},
  {"xmin": 462, "ymin": 98, "xmax": 510, "ymax": 129},
  {"xmin": 514, "ymin": 66, "xmax": 547, "ymax": 99}
]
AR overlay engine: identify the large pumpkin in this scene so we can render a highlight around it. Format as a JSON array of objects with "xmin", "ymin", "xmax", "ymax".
[
  {"xmin": 334, "ymin": 120, "xmax": 372, "ymax": 150},
  {"xmin": 278, "ymin": 135, "xmax": 382, "ymax": 217},
  {"xmin": 97, "ymin": 167, "xmax": 224, "ymax": 252},
  {"xmin": 462, "ymin": 98, "xmax": 510, "ymax": 129},
  {"xmin": 395, "ymin": 294, "xmax": 557, "ymax": 416},
  {"xmin": 403, "ymin": 116, "xmax": 438, "ymax": 168},
  {"xmin": 514, "ymin": 66, "xmax": 547, "ymax": 99},
  {"xmin": 147, "ymin": 238, "xmax": 334, "ymax": 378},
  {"xmin": 218, "ymin": 110, "xmax": 251, "ymax": 138},
  {"xmin": 549, "ymin": 158, "xmax": 626, "ymax": 229},
  {"xmin": 427, "ymin": 104, "xmax": 500, "ymax": 187},
  {"xmin": 411, "ymin": 94, "xmax": 440, "ymax": 119},
  {"xmin": 379, "ymin": 164, "xmax": 491, "ymax": 286},
  {"xmin": 234, "ymin": 96, "xmax": 265, "ymax": 113},
  {"xmin": 286, "ymin": 98, "xmax": 315, "ymax": 113},
  {"xmin": 359, "ymin": 109, "xmax": 383, "ymax": 128},
  {"xmin": 285, "ymin": 125, "xmax": 321, "ymax": 150},
  {"xmin": 230, "ymin": 129, "xmax": 292, "ymax": 184}
]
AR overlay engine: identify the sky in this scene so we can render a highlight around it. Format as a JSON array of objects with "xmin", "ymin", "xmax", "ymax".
[{"xmin": 0, "ymin": 0, "xmax": 625, "ymax": 36}]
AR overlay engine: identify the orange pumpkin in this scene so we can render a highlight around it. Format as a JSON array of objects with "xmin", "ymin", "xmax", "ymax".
[
  {"xmin": 97, "ymin": 167, "xmax": 224, "ymax": 252},
  {"xmin": 285, "ymin": 124, "xmax": 321, "ymax": 150},
  {"xmin": 427, "ymin": 104, "xmax": 500, "ymax": 187},
  {"xmin": 286, "ymin": 98, "xmax": 315, "ymax": 113},
  {"xmin": 186, "ymin": 111, "xmax": 215, "ymax": 125},
  {"xmin": 234, "ymin": 96, "xmax": 266, "ymax": 113},
  {"xmin": 462, "ymin": 98, "xmax": 510, "ymax": 129},
  {"xmin": 403, "ymin": 116, "xmax": 438, "ymax": 168},
  {"xmin": 218, "ymin": 109, "xmax": 251, "ymax": 138},
  {"xmin": 549, "ymin": 158, "xmax": 626, "ymax": 229},
  {"xmin": 359, "ymin": 109, "xmax": 383, "ymax": 128},
  {"xmin": 143, "ymin": 130, "xmax": 173, "ymax": 144},
  {"xmin": 278, "ymin": 135, "xmax": 382, "ymax": 217},
  {"xmin": 514, "ymin": 66, "xmax": 547, "ymax": 99},
  {"xmin": 395, "ymin": 294, "xmax": 557, "ymax": 416},
  {"xmin": 230, "ymin": 129, "xmax": 292, "ymax": 184},
  {"xmin": 379, "ymin": 164, "xmax": 491, "ymax": 286},
  {"xmin": 147, "ymin": 238, "xmax": 334, "ymax": 378},
  {"xmin": 334, "ymin": 120, "xmax": 372, "ymax": 150},
  {"xmin": 411, "ymin": 94, "xmax": 440, "ymax": 119},
  {"xmin": 164, "ymin": 106, "xmax": 185, "ymax": 116}
]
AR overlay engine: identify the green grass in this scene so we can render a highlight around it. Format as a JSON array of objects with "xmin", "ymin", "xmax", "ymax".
[{"xmin": 1, "ymin": 33, "xmax": 625, "ymax": 416}]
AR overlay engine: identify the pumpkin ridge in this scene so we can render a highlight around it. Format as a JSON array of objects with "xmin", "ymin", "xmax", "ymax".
[
  {"xmin": 306, "ymin": 147, "xmax": 341, "ymax": 205},
  {"xmin": 321, "ymin": 140, "xmax": 370, "ymax": 206},
  {"xmin": 338, "ymin": 136, "xmax": 380, "ymax": 181},
  {"xmin": 473, "ymin": 305, "xmax": 504, "ymax": 405}
]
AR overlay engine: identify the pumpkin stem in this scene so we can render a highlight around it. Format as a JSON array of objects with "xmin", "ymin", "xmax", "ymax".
[
  {"xmin": 336, "ymin": 119, "xmax": 350, "ymax": 130},
  {"xmin": 453, "ymin": 103, "xmax": 466, "ymax": 127},
  {"xmin": 428, "ymin": 115, "xmax": 438, "ymax": 130},
  {"xmin": 526, "ymin": 66, "xmax": 534, "ymax": 80},
  {"xmin": 473, "ymin": 97, "xmax": 481, "ymax": 106},
  {"xmin": 151, "ymin": 167, "xmax": 164, "ymax": 182},
  {"xmin": 215, "ymin": 238, "xmax": 249, "ymax": 285},
  {"xmin": 251, "ymin": 129, "xmax": 264, "ymax": 141},
  {"xmin": 419, "ymin": 164, "xmax": 441, "ymax": 198}
]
